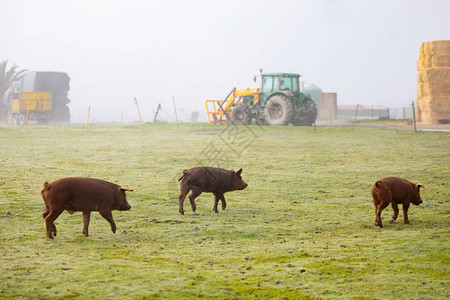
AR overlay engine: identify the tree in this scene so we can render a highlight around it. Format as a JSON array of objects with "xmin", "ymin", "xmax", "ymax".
[
  {"xmin": 0, "ymin": 60, "xmax": 27, "ymax": 99},
  {"xmin": 0, "ymin": 60, "xmax": 27, "ymax": 122}
]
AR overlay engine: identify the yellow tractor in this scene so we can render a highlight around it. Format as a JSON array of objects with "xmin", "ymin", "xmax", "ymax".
[{"xmin": 206, "ymin": 71, "xmax": 316, "ymax": 126}]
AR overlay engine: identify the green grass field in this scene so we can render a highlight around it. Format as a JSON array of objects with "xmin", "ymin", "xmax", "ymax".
[{"xmin": 0, "ymin": 123, "xmax": 448, "ymax": 299}]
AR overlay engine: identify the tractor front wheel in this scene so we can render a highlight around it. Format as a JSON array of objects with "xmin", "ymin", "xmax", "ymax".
[
  {"xmin": 231, "ymin": 105, "xmax": 252, "ymax": 125},
  {"xmin": 263, "ymin": 94, "xmax": 294, "ymax": 125}
]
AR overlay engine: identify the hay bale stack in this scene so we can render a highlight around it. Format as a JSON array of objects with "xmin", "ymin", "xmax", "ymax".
[{"xmin": 416, "ymin": 40, "xmax": 450, "ymax": 124}]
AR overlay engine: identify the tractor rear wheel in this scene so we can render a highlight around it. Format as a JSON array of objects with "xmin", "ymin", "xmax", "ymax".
[
  {"xmin": 231, "ymin": 105, "xmax": 252, "ymax": 125},
  {"xmin": 292, "ymin": 97, "xmax": 316, "ymax": 126},
  {"xmin": 263, "ymin": 94, "xmax": 294, "ymax": 125}
]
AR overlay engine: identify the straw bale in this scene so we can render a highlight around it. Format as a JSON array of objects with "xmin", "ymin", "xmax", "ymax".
[
  {"xmin": 416, "ymin": 96, "xmax": 450, "ymax": 123},
  {"xmin": 416, "ymin": 70, "xmax": 425, "ymax": 83},
  {"xmin": 420, "ymin": 40, "xmax": 450, "ymax": 56},
  {"xmin": 432, "ymin": 55, "xmax": 450, "ymax": 68},
  {"xmin": 416, "ymin": 68, "xmax": 450, "ymax": 98},
  {"xmin": 424, "ymin": 68, "xmax": 450, "ymax": 83},
  {"xmin": 417, "ymin": 55, "xmax": 450, "ymax": 69},
  {"xmin": 416, "ymin": 41, "xmax": 450, "ymax": 123},
  {"xmin": 418, "ymin": 96, "xmax": 450, "ymax": 106},
  {"xmin": 417, "ymin": 82, "xmax": 450, "ymax": 98}
]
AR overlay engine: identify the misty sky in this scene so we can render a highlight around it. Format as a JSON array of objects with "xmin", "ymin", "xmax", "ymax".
[{"xmin": 1, "ymin": 0, "xmax": 449, "ymax": 123}]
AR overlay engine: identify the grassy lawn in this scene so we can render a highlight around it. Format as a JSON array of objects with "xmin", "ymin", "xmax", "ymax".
[{"xmin": 0, "ymin": 123, "xmax": 448, "ymax": 299}]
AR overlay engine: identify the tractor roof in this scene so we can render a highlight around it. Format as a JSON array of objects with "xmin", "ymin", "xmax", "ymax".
[{"xmin": 262, "ymin": 73, "xmax": 300, "ymax": 77}]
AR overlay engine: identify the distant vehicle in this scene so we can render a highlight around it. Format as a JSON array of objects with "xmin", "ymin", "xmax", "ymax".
[
  {"xmin": 206, "ymin": 70, "xmax": 316, "ymax": 126},
  {"xmin": 1, "ymin": 71, "xmax": 71, "ymax": 124},
  {"xmin": 11, "ymin": 92, "xmax": 52, "ymax": 125}
]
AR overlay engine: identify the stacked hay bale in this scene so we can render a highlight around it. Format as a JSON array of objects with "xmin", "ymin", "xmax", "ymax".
[{"xmin": 416, "ymin": 40, "xmax": 450, "ymax": 124}]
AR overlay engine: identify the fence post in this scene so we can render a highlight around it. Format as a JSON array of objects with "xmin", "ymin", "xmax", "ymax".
[
  {"xmin": 354, "ymin": 104, "xmax": 359, "ymax": 121},
  {"xmin": 412, "ymin": 100, "xmax": 417, "ymax": 132},
  {"xmin": 23, "ymin": 110, "xmax": 29, "ymax": 130},
  {"xmin": 134, "ymin": 97, "xmax": 144, "ymax": 130},
  {"xmin": 86, "ymin": 105, "xmax": 90, "ymax": 130}
]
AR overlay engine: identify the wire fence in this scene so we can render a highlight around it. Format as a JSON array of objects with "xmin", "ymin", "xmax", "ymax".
[
  {"xmin": 70, "ymin": 106, "xmax": 203, "ymax": 124},
  {"xmin": 336, "ymin": 105, "xmax": 414, "ymax": 121},
  {"xmin": 70, "ymin": 103, "xmax": 415, "ymax": 124}
]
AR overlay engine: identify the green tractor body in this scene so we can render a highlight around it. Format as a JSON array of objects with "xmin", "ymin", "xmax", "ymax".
[{"xmin": 232, "ymin": 72, "xmax": 316, "ymax": 126}]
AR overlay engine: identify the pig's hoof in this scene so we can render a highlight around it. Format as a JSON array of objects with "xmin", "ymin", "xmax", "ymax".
[
  {"xmin": 404, "ymin": 221, "xmax": 410, "ymax": 224},
  {"xmin": 47, "ymin": 234, "xmax": 54, "ymax": 239},
  {"xmin": 180, "ymin": 211, "xmax": 184, "ymax": 215}
]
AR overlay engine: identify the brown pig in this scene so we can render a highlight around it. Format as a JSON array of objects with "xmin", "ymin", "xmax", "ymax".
[
  {"xmin": 41, "ymin": 177, "xmax": 132, "ymax": 239},
  {"xmin": 371, "ymin": 176, "xmax": 424, "ymax": 228},
  {"xmin": 178, "ymin": 167, "xmax": 248, "ymax": 215}
]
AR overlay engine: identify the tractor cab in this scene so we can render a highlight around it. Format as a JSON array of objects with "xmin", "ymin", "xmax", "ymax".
[{"xmin": 260, "ymin": 73, "xmax": 301, "ymax": 106}]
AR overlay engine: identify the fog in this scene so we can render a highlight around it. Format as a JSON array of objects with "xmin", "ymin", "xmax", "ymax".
[{"xmin": 2, "ymin": 0, "xmax": 449, "ymax": 123}]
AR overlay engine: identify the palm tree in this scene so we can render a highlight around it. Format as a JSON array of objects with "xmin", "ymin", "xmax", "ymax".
[
  {"xmin": 0, "ymin": 60, "xmax": 27, "ymax": 122},
  {"xmin": 0, "ymin": 60, "xmax": 27, "ymax": 98}
]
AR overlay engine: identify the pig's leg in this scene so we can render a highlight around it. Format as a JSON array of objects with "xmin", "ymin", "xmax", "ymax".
[
  {"xmin": 44, "ymin": 208, "xmax": 63, "ymax": 239},
  {"xmin": 99, "ymin": 210, "xmax": 116, "ymax": 233},
  {"xmin": 219, "ymin": 194, "xmax": 226, "ymax": 210},
  {"xmin": 390, "ymin": 203, "xmax": 399, "ymax": 223},
  {"xmin": 373, "ymin": 204, "xmax": 378, "ymax": 226},
  {"xmin": 42, "ymin": 208, "xmax": 57, "ymax": 236},
  {"xmin": 372, "ymin": 195, "xmax": 380, "ymax": 227},
  {"xmin": 213, "ymin": 193, "xmax": 220, "ymax": 213},
  {"xmin": 82, "ymin": 211, "xmax": 91, "ymax": 237},
  {"xmin": 375, "ymin": 201, "xmax": 389, "ymax": 228},
  {"xmin": 402, "ymin": 203, "xmax": 410, "ymax": 224},
  {"xmin": 178, "ymin": 184, "xmax": 190, "ymax": 215},
  {"xmin": 189, "ymin": 189, "xmax": 201, "ymax": 212}
]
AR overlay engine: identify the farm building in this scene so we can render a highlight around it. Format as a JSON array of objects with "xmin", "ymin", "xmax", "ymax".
[{"xmin": 416, "ymin": 40, "xmax": 450, "ymax": 124}]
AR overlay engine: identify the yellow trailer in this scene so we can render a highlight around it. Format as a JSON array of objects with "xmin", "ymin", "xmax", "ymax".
[{"xmin": 11, "ymin": 92, "xmax": 52, "ymax": 125}]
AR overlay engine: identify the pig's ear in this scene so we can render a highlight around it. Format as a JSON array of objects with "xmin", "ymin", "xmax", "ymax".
[
  {"xmin": 236, "ymin": 168, "xmax": 242, "ymax": 177},
  {"xmin": 417, "ymin": 184, "xmax": 424, "ymax": 191},
  {"xmin": 119, "ymin": 186, "xmax": 133, "ymax": 192}
]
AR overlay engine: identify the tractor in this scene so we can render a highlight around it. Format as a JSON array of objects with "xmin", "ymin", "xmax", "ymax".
[{"xmin": 206, "ymin": 71, "xmax": 316, "ymax": 126}]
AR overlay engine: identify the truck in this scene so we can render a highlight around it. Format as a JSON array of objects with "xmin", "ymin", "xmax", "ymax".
[
  {"xmin": 11, "ymin": 92, "xmax": 52, "ymax": 125},
  {"xmin": 1, "ymin": 71, "xmax": 70, "ymax": 124}
]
